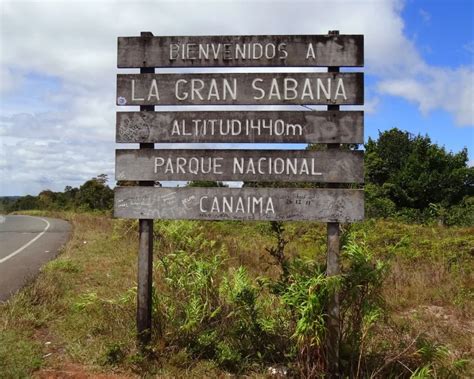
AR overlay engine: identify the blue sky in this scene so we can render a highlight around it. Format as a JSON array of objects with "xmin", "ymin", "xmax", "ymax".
[
  {"xmin": 364, "ymin": 0, "xmax": 473, "ymax": 155},
  {"xmin": 0, "ymin": 0, "xmax": 473, "ymax": 196}
]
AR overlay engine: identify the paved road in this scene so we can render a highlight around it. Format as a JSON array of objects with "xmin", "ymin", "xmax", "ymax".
[{"xmin": 0, "ymin": 214, "xmax": 71, "ymax": 302}]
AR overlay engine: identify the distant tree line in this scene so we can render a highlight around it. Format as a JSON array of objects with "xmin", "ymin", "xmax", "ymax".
[
  {"xmin": 2, "ymin": 128, "xmax": 472, "ymax": 225},
  {"xmin": 2, "ymin": 174, "xmax": 114, "ymax": 213}
]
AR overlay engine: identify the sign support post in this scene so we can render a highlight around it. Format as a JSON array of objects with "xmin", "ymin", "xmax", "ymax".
[
  {"xmin": 326, "ymin": 29, "xmax": 341, "ymax": 378},
  {"xmin": 137, "ymin": 31, "xmax": 155, "ymax": 351}
]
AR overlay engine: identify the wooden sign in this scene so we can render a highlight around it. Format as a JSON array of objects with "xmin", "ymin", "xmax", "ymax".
[
  {"xmin": 115, "ymin": 31, "xmax": 365, "ymax": 367},
  {"xmin": 114, "ymin": 187, "xmax": 364, "ymax": 222},
  {"xmin": 115, "ymin": 149, "xmax": 363, "ymax": 183},
  {"xmin": 116, "ymin": 110, "xmax": 364, "ymax": 144},
  {"xmin": 116, "ymin": 72, "xmax": 363, "ymax": 106},
  {"xmin": 118, "ymin": 34, "xmax": 364, "ymax": 68}
]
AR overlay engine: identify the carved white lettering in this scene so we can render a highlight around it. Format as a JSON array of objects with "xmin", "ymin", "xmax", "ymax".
[
  {"xmin": 186, "ymin": 43, "xmax": 197, "ymax": 60},
  {"xmin": 199, "ymin": 196, "xmax": 208, "ymax": 212},
  {"xmin": 199, "ymin": 44, "xmax": 209, "ymax": 60},
  {"xmin": 211, "ymin": 197, "xmax": 220, "ymax": 212},
  {"xmin": 284, "ymin": 78, "xmax": 298, "ymax": 100},
  {"xmin": 278, "ymin": 43, "xmax": 288, "ymax": 59},
  {"xmin": 198, "ymin": 195, "xmax": 276, "ymax": 215},
  {"xmin": 317, "ymin": 78, "xmax": 331, "ymax": 100},
  {"xmin": 236, "ymin": 197, "xmax": 245, "ymax": 213},
  {"xmin": 191, "ymin": 79, "xmax": 205, "ymax": 100},
  {"xmin": 268, "ymin": 79, "xmax": 281, "ymax": 100},
  {"xmin": 154, "ymin": 157, "xmax": 164, "ymax": 173},
  {"xmin": 175, "ymin": 78, "xmax": 237, "ymax": 101},
  {"xmin": 131, "ymin": 80, "xmax": 145, "ymax": 101},
  {"xmin": 301, "ymin": 79, "xmax": 314, "ymax": 99},
  {"xmin": 233, "ymin": 157, "xmax": 323, "ymax": 176},
  {"xmin": 266, "ymin": 198, "xmax": 275, "ymax": 213},
  {"xmin": 168, "ymin": 42, "xmax": 288, "ymax": 62},
  {"xmin": 335, "ymin": 78, "xmax": 347, "ymax": 100},
  {"xmin": 175, "ymin": 79, "xmax": 187, "ymax": 100},
  {"xmin": 265, "ymin": 43, "xmax": 276, "ymax": 58},
  {"xmin": 252, "ymin": 78, "xmax": 265, "ymax": 100},
  {"xmin": 249, "ymin": 77, "xmax": 342, "ymax": 101},
  {"xmin": 252, "ymin": 43, "xmax": 263, "ymax": 59},
  {"xmin": 306, "ymin": 43, "xmax": 316, "ymax": 59},
  {"xmin": 160, "ymin": 117, "xmax": 303, "ymax": 139},
  {"xmin": 147, "ymin": 79, "xmax": 160, "ymax": 101},
  {"xmin": 154, "ymin": 156, "xmax": 224, "ymax": 175},
  {"xmin": 208, "ymin": 80, "xmax": 220, "ymax": 100},
  {"xmin": 222, "ymin": 79, "xmax": 237, "ymax": 100},
  {"xmin": 171, "ymin": 120, "xmax": 180, "ymax": 135},
  {"xmin": 169, "ymin": 44, "xmax": 179, "ymax": 60}
]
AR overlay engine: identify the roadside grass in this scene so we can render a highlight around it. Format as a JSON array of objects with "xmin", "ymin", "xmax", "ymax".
[
  {"xmin": 0, "ymin": 212, "xmax": 140, "ymax": 377},
  {"xmin": 0, "ymin": 211, "xmax": 472, "ymax": 377}
]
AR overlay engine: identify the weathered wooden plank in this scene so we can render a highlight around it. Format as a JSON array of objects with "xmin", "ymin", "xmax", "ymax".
[
  {"xmin": 116, "ymin": 110, "xmax": 364, "ymax": 144},
  {"xmin": 114, "ymin": 187, "xmax": 364, "ymax": 222},
  {"xmin": 116, "ymin": 72, "xmax": 363, "ymax": 106},
  {"xmin": 118, "ymin": 34, "xmax": 364, "ymax": 68},
  {"xmin": 115, "ymin": 149, "xmax": 364, "ymax": 183}
]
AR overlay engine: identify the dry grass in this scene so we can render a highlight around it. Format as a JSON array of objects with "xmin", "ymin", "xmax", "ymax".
[
  {"xmin": 1, "ymin": 212, "xmax": 140, "ymax": 377},
  {"xmin": 0, "ymin": 212, "xmax": 472, "ymax": 377}
]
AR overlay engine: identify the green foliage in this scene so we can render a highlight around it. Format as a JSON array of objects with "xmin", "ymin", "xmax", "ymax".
[
  {"xmin": 340, "ymin": 234, "xmax": 387, "ymax": 376},
  {"xmin": 45, "ymin": 258, "xmax": 81, "ymax": 274},
  {"xmin": 5, "ymin": 174, "xmax": 113, "ymax": 212},
  {"xmin": 0, "ymin": 196, "xmax": 21, "ymax": 212},
  {"xmin": 0, "ymin": 330, "xmax": 43, "ymax": 377},
  {"xmin": 412, "ymin": 336, "xmax": 470, "ymax": 378},
  {"xmin": 365, "ymin": 128, "xmax": 473, "ymax": 224},
  {"xmin": 154, "ymin": 220, "xmax": 216, "ymax": 253},
  {"xmin": 154, "ymin": 221, "xmax": 289, "ymax": 372},
  {"xmin": 410, "ymin": 365, "xmax": 432, "ymax": 379},
  {"xmin": 441, "ymin": 196, "xmax": 474, "ymax": 226},
  {"xmin": 76, "ymin": 175, "xmax": 113, "ymax": 210},
  {"xmin": 153, "ymin": 220, "xmax": 404, "ymax": 377},
  {"xmin": 156, "ymin": 250, "xmax": 287, "ymax": 372},
  {"xmin": 4, "ymin": 194, "xmax": 40, "ymax": 211},
  {"xmin": 265, "ymin": 221, "xmax": 290, "ymax": 281},
  {"xmin": 365, "ymin": 183, "xmax": 397, "ymax": 218},
  {"xmin": 1, "ymin": 210, "xmax": 471, "ymax": 376}
]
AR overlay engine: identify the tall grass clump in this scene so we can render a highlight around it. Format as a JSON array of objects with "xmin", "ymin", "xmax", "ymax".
[
  {"xmin": 263, "ymin": 229, "xmax": 386, "ymax": 378},
  {"xmin": 153, "ymin": 220, "xmax": 289, "ymax": 373},
  {"xmin": 152, "ymin": 221, "xmax": 398, "ymax": 377}
]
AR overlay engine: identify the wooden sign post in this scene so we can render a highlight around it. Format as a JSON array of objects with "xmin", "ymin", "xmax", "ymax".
[
  {"xmin": 115, "ymin": 31, "xmax": 364, "ymax": 375},
  {"xmin": 327, "ymin": 30, "xmax": 342, "ymax": 377},
  {"xmin": 136, "ymin": 31, "xmax": 155, "ymax": 349}
]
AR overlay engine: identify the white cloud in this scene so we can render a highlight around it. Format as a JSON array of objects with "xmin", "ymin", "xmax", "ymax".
[
  {"xmin": 0, "ymin": 0, "xmax": 472, "ymax": 195},
  {"xmin": 0, "ymin": 136, "xmax": 114, "ymax": 196},
  {"xmin": 378, "ymin": 65, "xmax": 473, "ymax": 126}
]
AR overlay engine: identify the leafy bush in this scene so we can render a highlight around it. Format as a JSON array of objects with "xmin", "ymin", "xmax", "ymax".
[{"xmin": 365, "ymin": 128, "xmax": 473, "ymax": 225}]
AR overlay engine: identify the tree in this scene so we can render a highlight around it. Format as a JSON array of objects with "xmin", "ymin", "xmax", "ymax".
[
  {"xmin": 77, "ymin": 175, "xmax": 114, "ymax": 210},
  {"xmin": 38, "ymin": 190, "xmax": 57, "ymax": 209},
  {"xmin": 8, "ymin": 195, "xmax": 39, "ymax": 211},
  {"xmin": 365, "ymin": 128, "xmax": 473, "ymax": 211}
]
